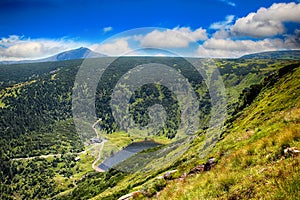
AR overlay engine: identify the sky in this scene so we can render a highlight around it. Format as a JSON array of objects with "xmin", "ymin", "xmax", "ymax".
[{"xmin": 0, "ymin": 0, "xmax": 300, "ymax": 60}]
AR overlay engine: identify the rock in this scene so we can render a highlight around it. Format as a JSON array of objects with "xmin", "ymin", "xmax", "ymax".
[
  {"xmin": 284, "ymin": 147, "xmax": 300, "ymax": 157},
  {"xmin": 178, "ymin": 172, "xmax": 188, "ymax": 181},
  {"xmin": 189, "ymin": 157, "xmax": 217, "ymax": 175},
  {"xmin": 163, "ymin": 169, "xmax": 177, "ymax": 179},
  {"xmin": 118, "ymin": 191, "xmax": 141, "ymax": 200},
  {"xmin": 157, "ymin": 175, "xmax": 164, "ymax": 180},
  {"xmin": 163, "ymin": 172, "xmax": 171, "ymax": 179},
  {"xmin": 181, "ymin": 172, "xmax": 187, "ymax": 178},
  {"xmin": 157, "ymin": 169, "xmax": 178, "ymax": 180},
  {"xmin": 204, "ymin": 158, "xmax": 216, "ymax": 171},
  {"xmin": 189, "ymin": 164, "xmax": 205, "ymax": 175}
]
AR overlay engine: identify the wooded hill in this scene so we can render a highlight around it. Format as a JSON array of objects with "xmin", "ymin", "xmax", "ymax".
[{"xmin": 0, "ymin": 56, "xmax": 299, "ymax": 199}]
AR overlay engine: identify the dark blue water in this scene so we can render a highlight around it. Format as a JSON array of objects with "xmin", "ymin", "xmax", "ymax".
[{"xmin": 98, "ymin": 140, "xmax": 161, "ymax": 171}]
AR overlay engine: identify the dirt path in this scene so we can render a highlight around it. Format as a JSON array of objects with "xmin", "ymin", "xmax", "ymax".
[
  {"xmin": 91, "ymin": 118, "xmax": 108, "ymax": 172},
  {"xmin": 92, "ymin": 118, "xmax": 102, "ymax": 138},
  {"xmin": 92, "ymin": 139, "xmax": 107, "ymax": 172}
]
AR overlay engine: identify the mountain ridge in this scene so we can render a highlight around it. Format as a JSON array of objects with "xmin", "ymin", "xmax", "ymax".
[
  {"xmin": 2, "ymin": 49, "xmax": 300, "ymax": 65},
  {"xmin": 240, "ymin": 50, "xmax": 300, "ymax": 59},
  {"xmin": 0, "ymin": 47, "xmax": 106, "ymax": 65}
]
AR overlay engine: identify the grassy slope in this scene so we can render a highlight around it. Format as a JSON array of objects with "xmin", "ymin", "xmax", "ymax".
[
  {"xmin": 56, "ymin": 61, "xmax": 300, "ymax": 200},
  {"xmin": 2, "ymin": 59, "xmax": 299, "ymax": 199},
  {"xmin": 156, "ymin": 65, "xmax": 300, "ymax": 199}
]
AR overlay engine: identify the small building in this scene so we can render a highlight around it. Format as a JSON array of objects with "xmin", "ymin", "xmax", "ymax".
[{"xmin": 90, "ymin": 138, "xmax": 102, "ymax": 143}]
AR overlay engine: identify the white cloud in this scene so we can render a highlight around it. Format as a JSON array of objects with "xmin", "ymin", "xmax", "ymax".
[
  {"xmin": 138, "ymin": 27, "xmax": 207, "ymax": 48},
  {"xmin": 284, "ymin": 29, "xmax": 300, "ymax": 48},
  {"xmin": 196, "ymin": 38, "xmax": 290, "ymax": 58},
  {"xmin": 205, "ymin": 2, "xmax": 300, "ymax": 56},
  {"xmin": 212, "ymin": 28, "xmax": 231, "ymax": 39},
  {"xmin": 103, "ymin": 26, "xmax": 113, "ymax": 33},
  {"xmin": 0, "ymin": 35, "xmax": 86, "ymax": 61},
  {"xmin": 219, "ymin": 0, "xmax": 236, "ymax": 7},
  {"xmin": 209, "ymin": 15, "xmax": 235, "ymax": 30},
  {"xmin": 230, "ymin": 2, "xmax": 300, "ymax": 37},
  {"xmin": 2, "ymin": 3, "xmax": 300, "ymax": 61},
  {"xmin": 91, "ymin": 38, "xmax": 132, "ymax": 56},
  {"xmin": 0, "ymin": 35, "xmax": 21, "ymax": 46}
]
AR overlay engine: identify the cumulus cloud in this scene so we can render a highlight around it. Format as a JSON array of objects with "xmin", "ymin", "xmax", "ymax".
[
  {"xmin": 230, "ymin": 2, "xmax": 300, "ymax": 37},
  {"xmin": 198, "ymin": 2, "xmax": 300, "ymax": 57},
  {"xmin": 284, "ymin": 29, "xmax": 300, "ymax": 48},
  {"xmin": 2, "ymin": 2, "xmax": 300, "ymax": 61},
  {"xmin": 91, "ymin": 38, "xmax": 132, "ymax": 56},
  {"xmin": 103, "ymin": 26, "xmax": 113, "ymax": 33},
  {"xmin": 212, "ymin": 28, "xmax": 231, "ymax": 39},
  {"xmin": 210, "ymin": 15, "xmax": 235, "ymax": 30},
  {"xmin": 138, "ymin": 27, "xmax": 207, "ymax": 48},
  {"xmin": 0, "ymin": 35, "xmax": 86, "ymax": 61},
  {"xmin": 196, "ymin": 38, "xmax": 291, "ymax": 58}
]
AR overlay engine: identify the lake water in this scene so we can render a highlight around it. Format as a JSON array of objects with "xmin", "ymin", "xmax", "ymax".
[{"xmin": 98, "ymin": 140, "xmax": 161, "ymax": 171}]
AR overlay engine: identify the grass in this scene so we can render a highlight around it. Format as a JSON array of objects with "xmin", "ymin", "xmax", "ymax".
[
  {"xmin": 155, "ymin": 65, "xmax": 300, "ymax": 199},
  {"xmin": 51, "ymin": 61, "xmax": 300, "ymax": 200},
  {"xmin": 11, "ymin": 60, "xmax": 297, "ymax": 200}
]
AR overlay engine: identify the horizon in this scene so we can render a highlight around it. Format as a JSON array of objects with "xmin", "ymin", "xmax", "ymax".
[{"xmin": 2, "ymin": 46, "xmax": 300, "ymax": 63}]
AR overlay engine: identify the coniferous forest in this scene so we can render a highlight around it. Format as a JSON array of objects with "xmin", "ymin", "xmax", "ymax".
[{"xmin": 1, "ymin": 56, "xmax": 300, "ymax": 199}]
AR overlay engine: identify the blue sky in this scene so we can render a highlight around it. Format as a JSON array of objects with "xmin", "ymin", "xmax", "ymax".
[{"xmin": 0, "ymin": 0, "xmax": 300, "ymax": 60}]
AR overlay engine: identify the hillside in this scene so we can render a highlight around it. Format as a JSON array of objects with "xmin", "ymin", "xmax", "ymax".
[
  {"xmin": 240, "ymin": 50, "xmax": 300, "ymax": 60},
  {"xmin": 156, "ymin": 63, "xmax": 300, "ymax": 199},
  {"xmin": 53, "ymin": 62, "xmax": 300, "ymax": 200},
  {"xmin": 0, "ymin": 58, "xmax": 299, "ymax": 199}
]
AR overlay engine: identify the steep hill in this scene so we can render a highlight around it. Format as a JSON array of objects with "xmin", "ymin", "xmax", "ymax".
[
  {"xmin": 0, "ymin": 58, "xmax": 299, "ymax": 199},
  {"xmin": 155, "ymin": 63, "xmax": 300, "ymax": 199},
  {"xmin": 43, "ymin": 62, "xmax": 300, "ymax": 200},
  {"xmin": 64, "ymin": 63, "xmax": 300, "ymax": 200}
]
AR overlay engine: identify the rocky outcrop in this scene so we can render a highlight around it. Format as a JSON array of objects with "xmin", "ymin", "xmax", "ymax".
[
  {"xmin": 189, "ymin": 157, "xmax": 216, "ymax": 175},
  {"xmin": 157, "ymin": 169, "xmax": 178, "ymax": 180}
]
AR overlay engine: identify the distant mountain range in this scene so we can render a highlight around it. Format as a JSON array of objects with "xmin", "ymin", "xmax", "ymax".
[
  {"xmin": 1, "ymin": 49, "xmax": 300, "ymax": 65},
  {"xmin": 0, "ymin": 47, "xmax": 106, "ymax": 65},
  {"xmin": 240, "ymin": 50, "xmax": 300, "ymax": 59}
]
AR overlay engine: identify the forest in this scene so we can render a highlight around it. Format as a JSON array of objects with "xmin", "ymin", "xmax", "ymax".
[{"xmin": 0, "ymin": 57, "xmax": 299, "ymax": 199}]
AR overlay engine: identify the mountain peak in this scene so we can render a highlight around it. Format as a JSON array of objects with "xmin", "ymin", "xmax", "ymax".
[
  {"xmin": 55, "ymin": 47, "xmax": 105, "ymax": 61},
  {"xmin": 0, "ymin": 47, "xmax": 106, "ymax": 65}
]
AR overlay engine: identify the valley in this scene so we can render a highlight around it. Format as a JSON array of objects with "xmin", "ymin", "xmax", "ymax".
[
  {"xmin": 0, "ymin": 54, "xmax": 299, "ymax": 199},
  {"xmin": 2, "ymin": 1, "xmax": 300, "ymax": 199}
]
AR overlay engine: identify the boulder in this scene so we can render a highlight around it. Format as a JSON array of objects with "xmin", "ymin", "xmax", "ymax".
[
  {"xmin": 189, "ymin": 157, "xmax": 216, "ymax": 175},
  {"xmin": 157, "ymin": 169, "xmax": 178, "ymax": 180},
  {"xmin": 189, "ymin": 164, "xmax": 205, "ymax": 175},
  {"xmin": 284, "ymin": 147, "xmax": 300, "ymax": 157}
]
